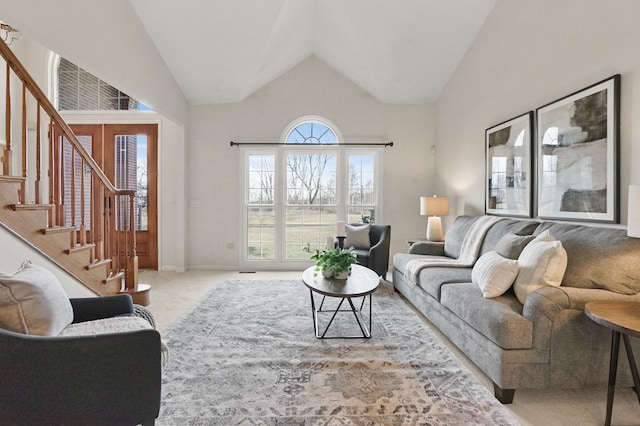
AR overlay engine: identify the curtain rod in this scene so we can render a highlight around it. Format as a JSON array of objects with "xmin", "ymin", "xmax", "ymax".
[{"xmin": 230, "ymin": 141, "xmax": 393, "ymax": 147}]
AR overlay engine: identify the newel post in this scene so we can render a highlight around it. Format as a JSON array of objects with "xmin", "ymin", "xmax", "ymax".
[
  {"xmin": 125, "ymin": 191, "xmax": 138, "ymax": 291},
  {"xmin": 3, "ymin": 62, "xmax": 11, "ymax": 175}
]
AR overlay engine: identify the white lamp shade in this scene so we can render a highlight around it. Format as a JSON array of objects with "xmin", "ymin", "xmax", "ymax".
[
  {"xmin": 420, "ymin": 196, "xmax": 449, "ymax": 216},
  {"xmin": 628, "ymin": 185, "xmax": 640, "ymax": 237}
]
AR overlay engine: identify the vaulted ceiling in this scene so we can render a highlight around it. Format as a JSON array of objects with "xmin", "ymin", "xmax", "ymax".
[{"xmin": 129, "ymin": 0, "xmax": 496, "ymax": 105}]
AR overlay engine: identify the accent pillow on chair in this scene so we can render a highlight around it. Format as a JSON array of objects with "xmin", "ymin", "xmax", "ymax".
[
  {"xmin": 0, "ymin": 260, "xmax": 73, "ymax": 336},
  {"xmin": 345, "ymin": 223, "xmax": 371, "ymax": 249}
]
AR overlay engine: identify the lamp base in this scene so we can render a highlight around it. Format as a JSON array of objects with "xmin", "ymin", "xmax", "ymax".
[{"xmin": 426, "ymin": 216, "xmax": 444, "ymax": 242}]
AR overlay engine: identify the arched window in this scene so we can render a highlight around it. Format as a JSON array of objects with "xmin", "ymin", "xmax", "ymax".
[
  {"xmin": 285, "ymin": 122, "xmax": 338, "ymax": 145},
  {"xmin": 243, "ymin": 117, "xmax": 381, "ymax": 265}
]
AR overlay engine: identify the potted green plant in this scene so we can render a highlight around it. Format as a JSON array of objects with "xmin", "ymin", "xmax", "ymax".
[{"xmin": 310, "ymin": 247, "xmax": 358, "ymax": 279}]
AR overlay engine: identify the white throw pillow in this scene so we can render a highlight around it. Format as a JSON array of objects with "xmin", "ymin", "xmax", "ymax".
[
  {"xmin": 472, "ymin": 251, "xmax": 519, "ymax": 298},
  {"xmin": 513, "ymin": 231, "xmax": 568, "ymax": 304},
  {"xmin": 0, "ymin": 260, "xmax": 73, "ymax": 336},
  {"xmin": 345, "ymin": 223, "xmax": 371, "ymax": 250}
]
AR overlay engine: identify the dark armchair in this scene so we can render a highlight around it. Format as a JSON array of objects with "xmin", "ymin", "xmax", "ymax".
[
  {"xmin": 0, "ymin": 294, "xmax": 162, "ymax": 426},
  {"xmin": 345, "ymin": 223, "xmax": 391, "ymax": 279}
]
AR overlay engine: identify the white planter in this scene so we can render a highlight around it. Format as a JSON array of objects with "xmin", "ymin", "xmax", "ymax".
[{"xmin": 322, "ymin": 266, "xmax": 350, "ymax": 280}]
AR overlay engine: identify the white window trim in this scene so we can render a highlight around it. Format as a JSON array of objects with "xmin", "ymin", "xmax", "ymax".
[{"xmin": 239, "ymin": 118, "xmax": 383, "ymax": 271}]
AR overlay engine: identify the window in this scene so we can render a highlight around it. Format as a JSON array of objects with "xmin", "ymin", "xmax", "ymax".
[
  {"xmin": 247, "ymin": 154, "xmax": 276, "ymax": 260},
  {"xmin": 242, "ymin": 117, "xmax": 381, "ymax": 266},
  {"xmin": 56, "ymin": 57, "xmax": 148, "ymax": 111}
]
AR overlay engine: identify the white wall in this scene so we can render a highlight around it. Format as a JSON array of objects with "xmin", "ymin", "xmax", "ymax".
[
  {"xmin": 436, "ymin": 0, "xmax": 640, "ymax": 229},
  {"xmin": 189, "ymin": 56, "xmax": 435, "ymax": 269},
  {"xmin": 0, "ymin": 0, "xmax": 189, "ymax": 125},
  {"xmin": 0, "ymin": 227, "xmax": 95, "ymax": 297}
]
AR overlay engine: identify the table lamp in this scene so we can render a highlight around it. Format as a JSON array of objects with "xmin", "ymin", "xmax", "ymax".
[
  {"xmin": 628, "ymin": 185, "xmax": 640, "ymax": 237},
  {"xmin": 420, "ymin": 196, "xmax": 449, "ymax": 242}
]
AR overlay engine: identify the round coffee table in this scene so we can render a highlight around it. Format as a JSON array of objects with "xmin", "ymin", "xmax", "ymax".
[{"xmin": 302, "ymin": 264, "xmax": 380, "ymax": 339}]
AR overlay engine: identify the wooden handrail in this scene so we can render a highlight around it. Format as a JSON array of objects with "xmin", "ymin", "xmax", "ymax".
[
  {"xmin": 0, "ymin": 40, "xmax": 126, "ymax": 195},
  {"xmin": 0, "ymin": 38, "xmax": 140, "ymax": 296}
]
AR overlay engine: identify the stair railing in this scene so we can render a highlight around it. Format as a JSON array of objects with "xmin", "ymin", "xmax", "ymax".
[{"xmin": 0, "ymin": 39, "xmax": 138, "ymax": 293}]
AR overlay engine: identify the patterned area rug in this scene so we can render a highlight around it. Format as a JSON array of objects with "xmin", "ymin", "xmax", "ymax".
[{"xmin": 158, "ymin": 280, "xmax": 518, "ymax": 425}]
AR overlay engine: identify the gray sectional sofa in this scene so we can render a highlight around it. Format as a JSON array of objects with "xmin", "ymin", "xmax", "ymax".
[{"xmin": 392, "ymin": 215, "xmax": 640, "ymax": 403}]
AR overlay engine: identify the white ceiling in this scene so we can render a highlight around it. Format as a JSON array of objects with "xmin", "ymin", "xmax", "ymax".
[{"xmin": 129, "ymin": 0, "xmax": 496, "ymax": 105}]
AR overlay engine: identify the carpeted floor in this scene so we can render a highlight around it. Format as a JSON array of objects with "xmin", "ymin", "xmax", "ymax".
[{"xmin": 158, "ymin": 279, "xmax": 519, "ymax": 425}]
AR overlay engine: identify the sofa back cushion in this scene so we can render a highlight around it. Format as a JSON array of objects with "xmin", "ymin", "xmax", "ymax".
[
  {"xmin": 535, "ymin": 222, "xmax": 640, "ymax": 295},
  {"xmin": 444, "ymin": 216, "xmax": 479, "ymax": 258}
]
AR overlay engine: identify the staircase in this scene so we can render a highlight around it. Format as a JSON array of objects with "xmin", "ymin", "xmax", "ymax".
[{"xmin": 0, "ymin": 40, "xmax": 148, "ymax": 304}]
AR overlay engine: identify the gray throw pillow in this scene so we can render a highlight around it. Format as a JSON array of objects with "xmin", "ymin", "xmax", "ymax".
[
  {"xmin": 345, "ymin": 223, "xmax": 371, "ymax": 250},
  {"xmin": 495, "ymin": 233, "xmax": 535, "ymax": 260}
]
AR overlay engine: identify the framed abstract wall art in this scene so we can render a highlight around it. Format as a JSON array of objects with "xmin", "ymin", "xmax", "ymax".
[
  {"xmin": 536, "ymin": 75, "xmax": 620, "ymax": 222},
  {"xmin": 485, "ymin": 112, "xmax": 533, "ymax": 217}
]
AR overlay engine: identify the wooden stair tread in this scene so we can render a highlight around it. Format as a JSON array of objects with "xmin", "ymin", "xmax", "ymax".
[
  {"xmin": 42, "ymin": 226, "xmax": 75, "ymax": 235},
  {"xmin": 86, "ymin": 258, "xmax": 112, "ymax": 270},
  {"xmin": 103, "ymin": 271, "xmax": 124, "ymax": 284},
  {"xmin": 0, "ymin": 175, "xmax": 25, "ymax": 183},
  {"xmin": 65, "ymin": 243, "xmax": 96, "ymax": 254},
  {"xmin": 10, "ymin": 203, "xmax": 54, "ymax": 211}
]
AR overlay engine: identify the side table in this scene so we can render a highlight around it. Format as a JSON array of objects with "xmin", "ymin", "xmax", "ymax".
[{"xmin": 584, "ymin": 300, "xmax": 640, "ymax": 426}]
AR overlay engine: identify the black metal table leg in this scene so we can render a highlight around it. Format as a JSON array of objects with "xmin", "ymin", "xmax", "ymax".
[
  {"xmin": 622, "ymin": 334, "xmax": 640, "ymax": 403},
  {"xmin": 347, "ymin": 297, "xmax": 368, "ymax": 337},
  {"xmin": 605, "ymin": 330, "xmax": 621, "ymax": 426}
]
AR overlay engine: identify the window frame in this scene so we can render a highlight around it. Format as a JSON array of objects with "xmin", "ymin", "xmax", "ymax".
[{"xmin": 239, "ymin": 117, "xmax": 382, "ymax": 270}]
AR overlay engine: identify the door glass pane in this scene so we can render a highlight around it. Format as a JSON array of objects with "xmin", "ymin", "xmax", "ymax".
[
  {"xmin": 114, "ymin": 134, "xmax": 147, "ymax": 231},
  {"xmin": 62, "ymin": 135, "xmax": 92, "ymax": 229}
]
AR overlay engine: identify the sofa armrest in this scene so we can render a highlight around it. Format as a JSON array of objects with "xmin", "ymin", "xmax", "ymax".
[
  {"xmin": 524, "ymin": 286, "xmax": 640, "ymax": 318},
  {"xmin": 522, "ymin": 285, "xmax": 640, "ymax": 349},
  {"xmin": 70, "ymin": 294, "xmax": 134, "ymax": 323},
  {"xmin": 408, "ymin": 241, "xmax": 445, "ymax": 256},
  {"xmin": 0, "ymin": 326, "xmax": 161, "ymax": 425}
]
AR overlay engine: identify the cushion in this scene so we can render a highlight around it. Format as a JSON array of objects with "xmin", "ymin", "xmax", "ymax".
[
  {"xmin": 345, "ymin": 223, "xmax": 371, "ymax": 250},
  {"xmin": 440, "ymin": 282, "xmax": 533, "ymax": 350},
  {"xmin": 479, "ymin": 219, "xmax": 540, "ymax": 256},
  {"xmin": 494, "ymin": 233, "xmax": 535, "ymax": 260},
  {"xmin": 444, "ymin": 216, "xmax": 479, "ymax": 258},
  {"xmin": 535, "ymin": 222, "xmax": 640, "ymax": 294},
  {"xmin": 513, "ymin": 230, "xmax": 568, "ymax": 304},
  {"xmin": 0, "ymin": 260, "xmax": 73, "ymax": 336},
  {"xmin": 59, "ymin": 316, "xmax": 153, "ymax": 337},
  {"xmin": 472, "ymin": 250, "xmax": 520, "ymax": 298}
]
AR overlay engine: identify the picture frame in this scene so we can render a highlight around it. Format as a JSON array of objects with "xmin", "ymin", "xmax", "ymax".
[
  {"xmin": 485, "ymin": 112, "xmax": 533, "ymax": 217},
  {"xmin": 536, "ymin": 75, "xmax": 620, "ymax": 223}
]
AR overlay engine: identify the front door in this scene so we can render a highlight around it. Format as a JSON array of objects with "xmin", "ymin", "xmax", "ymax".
[{"xmin": 64, "ymin": 124, "xmax": 159, "ymax": 269}]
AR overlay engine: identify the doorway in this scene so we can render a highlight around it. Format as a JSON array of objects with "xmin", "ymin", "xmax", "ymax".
[{"xmin": 55, "ymin": 123, "xmax": 158, "ymax": 269}]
